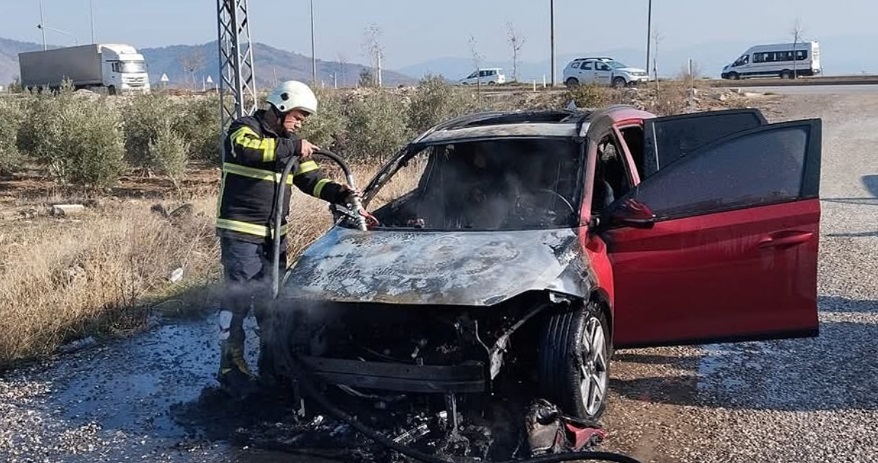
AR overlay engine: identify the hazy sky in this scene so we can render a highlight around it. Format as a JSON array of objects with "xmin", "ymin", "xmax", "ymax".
[{"xmin": 1, "ymin": 1, "xmax": 873, "ymax": 68}]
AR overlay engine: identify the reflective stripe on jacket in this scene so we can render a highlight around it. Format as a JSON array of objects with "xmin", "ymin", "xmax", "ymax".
[{"xmin": 216, "ymin": 110, "xmax": 347, "ymax": 243}]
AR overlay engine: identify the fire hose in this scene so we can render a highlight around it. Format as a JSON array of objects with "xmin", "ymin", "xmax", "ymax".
[
  {"xmin": 271, "ymin": 148, "xmax": 367, "ymax": 299},
  {"xmin": 268, "ymin": 150, "xmax": 643, "ymax": 463}
]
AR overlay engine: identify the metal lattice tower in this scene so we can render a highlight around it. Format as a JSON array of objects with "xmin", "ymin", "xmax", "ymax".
[{"xmin": 217, "ymin": 0, "xmax": 257, "ymax": 157}]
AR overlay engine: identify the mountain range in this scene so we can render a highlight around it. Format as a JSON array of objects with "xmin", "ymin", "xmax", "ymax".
[
  {"xmin": 0, "ymin": 37, "xmax": 417, "ymax": 89},
  {"xmin": 2, "ymin": 33, "xmax": 877, "ymax": 89}
]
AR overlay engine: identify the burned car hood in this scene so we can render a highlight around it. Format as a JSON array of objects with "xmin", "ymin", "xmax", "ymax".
[{"xmin": 281, "ymin": 226, "xmax": 589, "ymax": 306}]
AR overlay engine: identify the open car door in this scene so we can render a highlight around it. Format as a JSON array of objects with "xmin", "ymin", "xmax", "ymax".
[
  {"xmin": 603, "ymin": 118, "xmax": 822, "ymax": 348},
  {"xmin": 641, "ymin": 108, "xmax": 767, "ymax": 179}
]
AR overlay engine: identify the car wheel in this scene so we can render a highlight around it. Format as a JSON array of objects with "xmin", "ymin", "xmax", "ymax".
[
  {"xmin": 565, "ymin": 77, "xmax": 579, "ymax": 88},
  {"xmin": 537, "ymin": 301, "xmax": 610, "ymax": 422},
  {"xmin": 612, "ymin": 77, "xmax": 627, "ymax": 88}
]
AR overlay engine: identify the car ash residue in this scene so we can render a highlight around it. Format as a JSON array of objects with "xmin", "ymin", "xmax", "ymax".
[{"xmin": 282, "ymin": 227, "xmax": 582, "ymax": 306}]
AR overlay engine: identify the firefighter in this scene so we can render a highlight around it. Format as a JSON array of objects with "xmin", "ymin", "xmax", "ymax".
[{"xmin": 214, "ymin": 80, "xmax": 361, "ymax": 396}]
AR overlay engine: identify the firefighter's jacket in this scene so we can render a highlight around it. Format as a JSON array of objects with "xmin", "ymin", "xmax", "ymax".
[{"xmin": 216, "ymin": 110, "xmax": 348, "ymax": 243}]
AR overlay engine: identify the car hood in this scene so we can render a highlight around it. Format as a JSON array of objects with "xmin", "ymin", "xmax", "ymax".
[{"xmin": 280, "ymin": 226, "xmax": 588, "ymax": 306}]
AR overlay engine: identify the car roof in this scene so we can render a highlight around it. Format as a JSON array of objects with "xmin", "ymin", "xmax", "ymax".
[
  {"xmin": 420, "ymin": 122, "xmax": 580, "ymax": 143},
  {"xmin": 414, "ymin": 106, "xmax": 654, "ymax": 145},
  {"xmin": 571, "ymin": 57, "xmax": 613, "ymax": 62}
]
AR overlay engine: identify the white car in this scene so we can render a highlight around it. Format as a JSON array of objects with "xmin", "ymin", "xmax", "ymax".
[
  {"xmin": 562, "ymin": 57, "xmax": 649, "ymax": 88},
  {"xmin": 460, "ymin": 68, "xmax": 506, "ymax": 85}
]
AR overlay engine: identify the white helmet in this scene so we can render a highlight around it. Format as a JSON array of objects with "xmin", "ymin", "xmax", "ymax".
[{"xmin": 265, "ymin": 80, "xmax": 318, "ymax": 115}]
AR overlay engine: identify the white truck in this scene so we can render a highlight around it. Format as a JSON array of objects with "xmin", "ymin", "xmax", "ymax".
[
  {"xmin": 721, "ymin": 41, "xmax": 821, "ymax": 80},
  {"xmin": 18, "ymin": 43, "xmax": 151, "ymax": 95}
]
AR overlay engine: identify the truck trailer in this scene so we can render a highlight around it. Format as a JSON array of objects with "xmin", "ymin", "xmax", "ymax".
[{"xmin": 18, "ymin": 43, "xmax": 151, "ymax": 94}]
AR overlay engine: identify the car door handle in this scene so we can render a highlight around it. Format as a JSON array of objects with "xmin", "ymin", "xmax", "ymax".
[{"xmin": 758, "ymin": 231, "xmax": 813, "ymax": 248}]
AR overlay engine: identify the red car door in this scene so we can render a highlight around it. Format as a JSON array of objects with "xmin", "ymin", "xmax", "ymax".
[{"xmin": 603, "ymin": 118, "xmax": 822, "ymax": 348}]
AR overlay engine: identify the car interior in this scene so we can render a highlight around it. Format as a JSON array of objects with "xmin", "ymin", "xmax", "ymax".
[
  {"xmin": 367, "ymin": 138, "xmax": 582, "ymax": 230},
  {"xmin": 591, "ymin": 132, "xmax": 635, "ymax": 217}
]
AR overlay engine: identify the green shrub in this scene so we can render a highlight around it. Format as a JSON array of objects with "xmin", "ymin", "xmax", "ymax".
[
  {"xmin": 298, "ymin": 87, "xmax": 348, "ymax": 152},
  {"xmin": 16, "ymin": 90, "xmax": 54, "ymax": 159},
  {"xmin": 149, "ymin": 120, "xmax": 190, "ymax": 189},
  {"xmin": 0, "ymin": 99, "xmax": 24, "ymax": 175},
  {"xmin": 173, "ymin": 94, "xmax": 223, "ymax": 165},
  {"xmin": 407, "ymin": 75, "xmax": 477, "ymax": 134},
  {"xmin": 563, "ymin": 83, "xmax": 609, "ymax": 109},
  {"xmin": 17, "ymin": 85, "xmax": 126, "ymax": 189},
  {"xmin": 121, "ymin": 92, "xmax": 179, "ymax": 170},
  {"xmin": 62, "ymin": 99, "xmax": 127, "ymax": 189},
  {"xmin": 343, "ymin": 88, "xmax": 412, "ymax": 164}
]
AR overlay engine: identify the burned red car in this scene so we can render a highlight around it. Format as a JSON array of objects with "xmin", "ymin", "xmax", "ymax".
[{"xmin": 267, "ymin": 105, "xmax": 822, "ymax": 425}]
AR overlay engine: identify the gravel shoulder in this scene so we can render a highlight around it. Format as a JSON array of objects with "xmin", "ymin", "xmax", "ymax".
[
  {"xmin": 601, "ymin": 92, "xmax": 878, "ymax": 463},
  {"xmin": 1, "ymin": 92, "xmax": 876, "ymax": 463}
]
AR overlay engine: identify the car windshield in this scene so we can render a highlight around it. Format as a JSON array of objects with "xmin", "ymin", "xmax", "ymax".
[
  {"xmin": 121, "ymin": 61, "xmax": 147, "ymax": 73},
  {"xmin": 607, "ymin": 60, "xmax": 627, "ymax": 69},
  {"xmin": 350, "ymin": 137, "xmax": 583, "ymax": 231}
]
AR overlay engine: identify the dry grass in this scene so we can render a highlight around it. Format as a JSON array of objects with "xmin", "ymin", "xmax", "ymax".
[
  {"xmin": 0, "ymin": 161, "xmax": 386, "ymax": 369},
  {"xmin": 0, "ymin": 196, "xmax": 220, "ymax": 368}
]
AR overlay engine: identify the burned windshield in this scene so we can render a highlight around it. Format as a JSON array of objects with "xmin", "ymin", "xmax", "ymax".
[{"xmin": 359, "ymin": 137, "xmax": 583, "ymax": 231}]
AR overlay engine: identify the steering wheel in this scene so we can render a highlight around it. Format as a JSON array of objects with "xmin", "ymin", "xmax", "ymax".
[
  {"xmin": 511, "ymin": 188, "xmax": 577, "ymax": 227},
  {"xmin": 534, "ymin": 188, "xmax": 576, "ymax": 215}
]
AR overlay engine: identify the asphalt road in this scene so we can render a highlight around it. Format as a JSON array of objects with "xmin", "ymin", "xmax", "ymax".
[{"xmin": 735, "ymin": 83, "xmax": 878, "ymax": 95}]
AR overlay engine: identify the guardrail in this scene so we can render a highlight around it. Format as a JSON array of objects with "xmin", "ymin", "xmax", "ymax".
[
  {"xmin": 705, "ymin": 75, "xmax": 878, "ymax": 87},
  {"xmin": 467, "ymin": 74, "xmax": 878, "ymax": 93}
]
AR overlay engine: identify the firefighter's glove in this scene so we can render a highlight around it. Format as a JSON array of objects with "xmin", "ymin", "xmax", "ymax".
[{"xmin": 337, "ymin": 185, "xmax": 379, "ymax": 228}]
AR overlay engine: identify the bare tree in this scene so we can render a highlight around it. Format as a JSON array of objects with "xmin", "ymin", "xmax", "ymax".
[
  {"xmin": 790, "ymin": 17, "xmax": 805, "ymax": 78},
  {"xmin": 469, "ymin": 35, "xmax": 484, "ymax": 78},
  {"xmin": 361, "ymin": 23, "xmax": 385, "ymax": 86},
  {"xmin": 651, "ymin": 29, "xmax": 663, "ymax": 81},
  {"xmin": 179, "ymin": 48, "xmax": 205, "ymax": 89},
  {"xmin": 506, "ymin": 21, "xmax": 526, "ymax": 83},
  {"xmin": 468, "ymin": 35, "xmax": 486, "ymax": 101},
  {"xmin": 336, "ymin": 52, "xmax": 348, "ymax": 88}
]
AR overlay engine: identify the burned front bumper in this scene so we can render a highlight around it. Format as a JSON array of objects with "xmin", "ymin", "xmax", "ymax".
[{"xmin": 299, "ymin": 356, "xmax": 486, "ymax": 393}]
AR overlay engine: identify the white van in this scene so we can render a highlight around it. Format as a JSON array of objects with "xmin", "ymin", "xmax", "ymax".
[
  {"xmin": 459, "ymin": 68, "xmax": 506, "ymax": 85},
  {"xmin": 721, "ymin": 41, "xmax": 821, "ymax": 80}
]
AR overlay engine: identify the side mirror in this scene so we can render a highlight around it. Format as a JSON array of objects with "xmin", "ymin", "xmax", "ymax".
[{"xmin": 610, "ymin": 198, "xmax": 656, "ymax": 229}]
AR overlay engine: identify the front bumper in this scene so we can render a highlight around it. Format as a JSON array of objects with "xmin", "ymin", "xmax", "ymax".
[{"xmin": 299, "ymin": 356, "xmax": 486, "ymax": 393}]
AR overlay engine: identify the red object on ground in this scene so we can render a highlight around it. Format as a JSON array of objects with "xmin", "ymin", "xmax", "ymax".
[{"xmin": 565, "ymin": 422, "xmax": 608, "ymax": 450}]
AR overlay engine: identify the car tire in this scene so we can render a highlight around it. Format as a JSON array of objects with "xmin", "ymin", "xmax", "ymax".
[
  {"xmin": 537, "ymin": 301, "xmax": 610, "ymax": 422},
  {"xmin": 612, "ymin": 77, "xmax": 627, "ymax": 88},
  {"xmin": 565, "ymin": 77, "xmax": 579, "ymax": 88}
]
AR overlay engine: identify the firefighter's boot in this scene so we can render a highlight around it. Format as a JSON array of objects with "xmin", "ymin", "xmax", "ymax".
[{"xmin": 216, "ymin": 309, "xmax": 258, "ymax": 398}]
